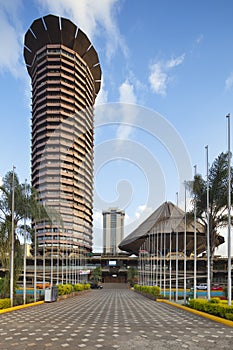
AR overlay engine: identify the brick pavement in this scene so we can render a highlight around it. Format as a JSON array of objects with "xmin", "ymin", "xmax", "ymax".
[{"xmin": 0, "ymin": 286, "xmax": 233, "ymax": 349}]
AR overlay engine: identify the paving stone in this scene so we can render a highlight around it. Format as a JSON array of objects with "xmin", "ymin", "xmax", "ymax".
[{"xmin": 0, "ymin": 288, "xmax": 233, "ymax": 349}]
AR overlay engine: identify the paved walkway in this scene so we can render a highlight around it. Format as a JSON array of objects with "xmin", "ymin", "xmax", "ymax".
[{"xmin": 0, "ymin": 287, "xmax": 233, "ymax": 349}]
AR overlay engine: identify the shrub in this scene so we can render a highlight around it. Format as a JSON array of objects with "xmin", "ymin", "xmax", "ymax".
[
  {"xmin": 73, "ymin": 283, "xmax": 90, "ymax": 292},
  {"xmin": 209, "ymin": 297, "xmax": 220, "ymax": 303},
  {"xmin": 225, "ymin": 313, "xmax": 233, "ymax": 321},
  {"xmin": 134, "ymin": 284, "xmax": 161, "ymax": 298},
  {"xmin": 151, "ymin": 286, "xmax": 161, "ymax": 298},
  {"xmin": 74, "ymin": 284, "xmax": 84, "ymax": 292},
  {"xmin": 0, "ymin": 298, "xmax": 11, "ymax": 309},
  {"xmin": 188, "ymin": 298, "xmax": 233, "ymax": 319},
  {"xmin": 57, "ymin": 284, "xmax": 73, "ymax": 296},
  {"xmin": 84, "ymin": 283, "xmax": 90, "ymax": 290}
]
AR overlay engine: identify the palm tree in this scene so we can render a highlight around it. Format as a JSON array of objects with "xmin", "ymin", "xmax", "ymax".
[
  {"xmin": 189, "ymin": 152, "xmax": 233, "ymax": 284},
  {"xmin": 0, "ymin": 170, "xmax": 47, "ymax": 297}
]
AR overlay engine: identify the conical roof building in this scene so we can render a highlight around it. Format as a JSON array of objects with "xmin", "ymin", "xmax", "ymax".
[{"xmin": 119, "ymin": 201, "xmax": 224, "ymax": 256}]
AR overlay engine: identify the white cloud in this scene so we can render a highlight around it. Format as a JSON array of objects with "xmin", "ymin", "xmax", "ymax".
[
  {"xmin": 149, "ymin": 63, "xmax": 168, "ymax": 96},
  {"xmin": 93, "ymin": 210, "xmax": 103, "ymax": 228},
  {"xmin": 115, "ymin": 80, "xmax": 137, "ymax": 140},
  {"xmin": 36, "ymin": 0, "xmax": 127, "ymax": 60},
  {"xmin": 124, "ymin": 204, "xmax": 153, "ymax": 224},
  {"xmin": 0, "ymin": 1, "xmax": 24, "ymax": 77},
  {"xmin": 95, "ymin": 78, "xmax": 108, "ymax": 105},
  {"xmin": 0, "ymin": 176, "xmax": 2, "ymax": 186},
  {"xmin": 124, "ymin": 204, "xmax": 153, "ymax": 238},
  {"xmin": 149, "ymin": 54, "xmax": 185, "ymax": 96},
  {"xmin": 119, "ymin": 80, "xmax": 137, "ymax": 105},
  {"xmin": 93, "ymin": 210, "xmax": 103, "ymax": 252},
  {"xmin": 196, "ymin": 34, "xmax": 204, "ymax": 45},
  {"xmin": 225, "ymin": 72, "xmax": 233, "ymax": 91},
  {"xmin": 134, "ymin": 204, "xmax": 153, "ymax": 220},
  {"xmin": 166, "ymin": 54, "xmax": 185, "ymax": 69}
]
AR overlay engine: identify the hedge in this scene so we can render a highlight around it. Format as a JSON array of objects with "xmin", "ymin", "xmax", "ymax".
[
  {"xmin": 57, "ymin": 283, "xmax": 90, "ymax": 296},
  {"xmin": 134, "ymin": 284, "xmax": 161, "ymax": 298},
  {"xmin": 188, "ymin": 298, "xmax": 233, "ymax": 321},
  {"xmin": 57, "ymin": 284, "xmax": 73, "ymax": 296},
  {"xmin": 0, "ymin": 298, "xmax": 11, "ymax": 310},
  {"xmin": 73, "ymin": 283, "xmax": 90, "ymax": 292}
]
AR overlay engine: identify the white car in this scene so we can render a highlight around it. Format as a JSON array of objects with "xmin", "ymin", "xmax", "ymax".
[{"xmin": 196, "ymin": 283, "xmax": 208, "ymax": 290}]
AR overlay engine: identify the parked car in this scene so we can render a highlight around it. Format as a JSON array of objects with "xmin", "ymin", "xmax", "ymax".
[
  {"xmin": 90, "ymin": 282, "xmax": 103, "ymax": 289},
  {"xmin": 196, "ymin": 283, "xmax": 207, "ymax": 290},
  {"xmin": 211, "ymin": 285, "xmax": 223, "ymax": 291}
]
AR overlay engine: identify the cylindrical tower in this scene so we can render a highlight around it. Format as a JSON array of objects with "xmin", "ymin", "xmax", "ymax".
[{"xmin": 24, "ymin": 15, "xmax": 101, "ymax": 259}]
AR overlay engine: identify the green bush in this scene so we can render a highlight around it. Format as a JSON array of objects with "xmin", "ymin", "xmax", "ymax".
[
  {"xmin": 188, "ymin": 298, "xmax": 233, "ymax": 320},
  {"xmin": 74, "ymin": 283, "xmax": 84, "ymax": 292},
  {"xmin": 0, "ymin": 298, "xmax": 11, "ymax": 309},
  {"xmin": 57, "ymin": 284, "xmax": 73, "ymax": 296},
  {"xmin": 84, "ymin": 283, "xmax": 90, "ymax": 290},
  {"xmin": 209, "ymin": 297, "xmax": 220, "ymax": 303},
  {"xmin": 74, "ymin": 283, "xmax": 90, "ymax": 291},
  {"xmin": 151, "ymin": 286, "xmax": 161, "ymax": 298},
  {"xmin": 134, "ymin": 284, "xmax": 161, "ymax": 298},
  {"xmin": 225, "ymin": 312, "xmax": 233, "ymax": 321}
]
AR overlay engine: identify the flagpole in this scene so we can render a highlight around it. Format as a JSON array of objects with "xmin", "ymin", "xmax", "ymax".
[
  {"xmin": 23, "ymin": 179, "xmax": 27, "ymax": 304},
  {"xmin": 10, "ymin": 166, "xmax": 15, "ymax": 307},
  {"xmin": 206, "ymin": 145, "xmax": 211, "ymax": 301},
  {"xmin": 184, "ymin": 181, "xmax": 187, "ymax": 304},
  {"xmin": 175, "ymin": 192, "xmax": 178, "ymax": 302},
  {"xmin": 194, "ymin": 165, "xmax": 197, "ymax": 299},
  {"xmin": 226, "ymin": 113, "xmax": 232, "ymax": 306}
]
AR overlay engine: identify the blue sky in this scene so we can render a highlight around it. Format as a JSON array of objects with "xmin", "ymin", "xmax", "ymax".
[{"xmin": 0, "ymin": 0, "xmax": 232, "ymax": 253}]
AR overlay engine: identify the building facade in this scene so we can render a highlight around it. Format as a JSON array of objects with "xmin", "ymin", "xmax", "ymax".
[
  {"xmin": 103, "ymin": 208, "xmax": 125, "ymax": 254},
  {"xmin": 23, "ymin": 15, "xmax": 101, "ymax": 258}
]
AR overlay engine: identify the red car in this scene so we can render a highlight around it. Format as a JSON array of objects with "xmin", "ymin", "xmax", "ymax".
[{"xmin": 211, "ymin": 285, "xmax": 223, "ymax": 291}]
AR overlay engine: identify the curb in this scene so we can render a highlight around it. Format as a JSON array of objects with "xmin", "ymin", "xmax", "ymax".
[
  {"xmin": 157, "ymin": 299, "xmax": 233, "ymax": 328},
  {"xmin": 0, "ymin": 301, "xmax": 44, "ymax": 314}
]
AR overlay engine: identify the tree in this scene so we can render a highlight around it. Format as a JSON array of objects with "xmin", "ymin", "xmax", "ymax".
[
  {"xmin": 189, "ymin": 152, "xmax": 233, "ymax": 283},
  {"xmin": 90, "ymin": 267, "xmax": 102, "ymax": 285},
  {"xmin": 0, "ymin": 170, "xmax": 47, "ymax": 297},
  {"xmin": 127, "ymin": 266, "xmax": 138, "ymax": 287}
]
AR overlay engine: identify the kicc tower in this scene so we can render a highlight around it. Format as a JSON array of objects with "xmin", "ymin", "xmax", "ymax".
[{"xmin": 24, "ymin": 15, "xmax": 101, "ymax": 260}]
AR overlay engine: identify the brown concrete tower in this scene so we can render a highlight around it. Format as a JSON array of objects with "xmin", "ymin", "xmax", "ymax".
[{"xmin": 24, "ymin": 15, "xmax": 101, "ymax": 260}]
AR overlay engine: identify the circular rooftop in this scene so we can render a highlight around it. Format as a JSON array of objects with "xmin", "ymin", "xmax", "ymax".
[{"xmin": 24, "ymin": 14, "xmax": 101, "ymax": 96}]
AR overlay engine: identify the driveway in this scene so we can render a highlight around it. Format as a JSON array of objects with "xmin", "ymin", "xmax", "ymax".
[{"xmin": 0, "ymin": 287, "xmax": 232, "ymax": 349}]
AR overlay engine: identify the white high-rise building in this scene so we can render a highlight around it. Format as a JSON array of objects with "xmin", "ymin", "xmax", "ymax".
[{"xmin": 102, "ymin": 208, "xmax": 125, "ymax": 254}]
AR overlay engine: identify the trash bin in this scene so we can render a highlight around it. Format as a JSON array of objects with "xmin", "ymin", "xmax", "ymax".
[
  {"xmin": 44, "ymin": 286, "xmax": 58, "ymax": 302},
  {"xmin": 51, "ymin": 286, "xmax": 58, "ymax": 301}
]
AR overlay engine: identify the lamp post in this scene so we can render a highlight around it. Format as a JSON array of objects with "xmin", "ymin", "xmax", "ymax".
[{"xmin": 226, "ymin": 113, "xmax": 232, "ymax": 306}]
